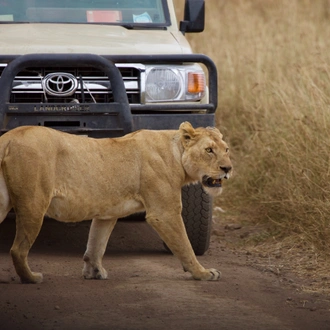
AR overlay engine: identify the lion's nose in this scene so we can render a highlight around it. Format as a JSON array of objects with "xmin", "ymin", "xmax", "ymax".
[{"xmin": 220, "ymin": 166, "xmax": 232, "ymax": 173}]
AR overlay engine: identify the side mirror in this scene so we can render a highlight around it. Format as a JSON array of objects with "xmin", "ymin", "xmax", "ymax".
[{"xmin": 180, "ymin": 0, "xmax": 205, "ymax": 34}]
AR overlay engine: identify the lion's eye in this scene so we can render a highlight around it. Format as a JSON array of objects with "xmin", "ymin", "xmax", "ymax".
[
  {"xmin": 206, "ymin": 147, "xmax": 213, "ymax": 153},
  {"xmin": 226, "ymin": 147, "xmax": 229, "ymax": 153}
]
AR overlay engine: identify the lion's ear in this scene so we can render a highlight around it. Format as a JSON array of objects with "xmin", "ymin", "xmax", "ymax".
[{"xmin": 179, "ymin": 122, "xmax": 195, "ymax": 146}]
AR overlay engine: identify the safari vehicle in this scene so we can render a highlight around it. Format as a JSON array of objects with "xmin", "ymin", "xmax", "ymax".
[{"xmin": 0, "ymin": 0, "xmax": 218, "ymax": 255}]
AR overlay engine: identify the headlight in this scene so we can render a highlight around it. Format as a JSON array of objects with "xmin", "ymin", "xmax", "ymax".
[
  {"xmin": 144, "ymin": 64, "xmax": 206, "ymax": 103},
  {"xmin": 145, "ymin": 68, "xmax": 182, "ymax": 101}
]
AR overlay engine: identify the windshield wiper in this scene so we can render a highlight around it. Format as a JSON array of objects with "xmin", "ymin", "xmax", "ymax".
[{"xmin": 121, "ymin": 23, "xmax": 167, "ymax": 30}]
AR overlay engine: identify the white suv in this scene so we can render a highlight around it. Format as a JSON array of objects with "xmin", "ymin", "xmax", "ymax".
[{"xmin": 0, "ymin": 0, "xmax": 218, "ymax": 255}]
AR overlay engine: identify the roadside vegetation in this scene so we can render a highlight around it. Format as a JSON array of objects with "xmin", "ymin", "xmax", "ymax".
[{"xmin": 176, "ymin": 0, "xmax": 330, "ymax": 267}]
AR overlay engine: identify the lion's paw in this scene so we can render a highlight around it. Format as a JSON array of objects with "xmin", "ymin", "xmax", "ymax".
[
  {"xmin": 207, "ymin": 268, "xmax": 221, "ymax": 281},
  {"xmin": 21, "ymin": 272, "xmax": 43, "ymax": 284},
  {"xmin": 195, "ymin": 268, "xmax": 221, "ymax": 281},
  {"xmin": 82, "ymin": 264, "xmax": 108, "ymax": 280}
]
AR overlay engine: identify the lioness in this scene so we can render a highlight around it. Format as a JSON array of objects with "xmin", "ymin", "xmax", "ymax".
[{"xmin": 0, "ymin": 122, "xmax": 232, "ymax": 283}]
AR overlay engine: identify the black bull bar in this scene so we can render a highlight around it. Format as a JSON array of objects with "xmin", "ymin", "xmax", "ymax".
[{"xmin": 0, "ymin": 53, "xmax": 218, "ymax": 136}]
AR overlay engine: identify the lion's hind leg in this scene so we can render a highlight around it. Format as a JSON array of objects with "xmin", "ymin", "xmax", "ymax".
[
  {"xmin": 10, "ymin": 213, "xmax": 44, "ymax": 283},
  {"xmin": 0, "ymin": 170, "xmax": 11, "ymax": 224},
  {"xmin": 83, "ymin": 218, "xmax": 117, "ymax": 280}
]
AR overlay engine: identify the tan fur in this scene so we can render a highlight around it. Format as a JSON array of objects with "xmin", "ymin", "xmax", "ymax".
[{"xmin": 0, "ymin": 122, "xmax": 232, "ymax": 283}]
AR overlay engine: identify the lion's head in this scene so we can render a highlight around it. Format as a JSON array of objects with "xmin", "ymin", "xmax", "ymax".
[{"xmin": 179, "ymin": 122, "xmax": 232, "ymax": 196}]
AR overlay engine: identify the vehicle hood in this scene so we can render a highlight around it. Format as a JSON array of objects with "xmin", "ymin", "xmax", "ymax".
[{"xmin": 0, "ymin": 24, "xmax": 192, "ymax": 55}]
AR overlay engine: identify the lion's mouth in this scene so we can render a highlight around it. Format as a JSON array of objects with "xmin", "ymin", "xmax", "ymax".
[{"xmin": 202, "ymin": 176, "xmax": 222, "ymax": 188}]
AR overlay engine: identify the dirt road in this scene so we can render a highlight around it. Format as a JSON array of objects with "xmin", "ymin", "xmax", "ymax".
[{"xmin": 0, "ymin": 217, "xmax": 329, "ymax": 330}]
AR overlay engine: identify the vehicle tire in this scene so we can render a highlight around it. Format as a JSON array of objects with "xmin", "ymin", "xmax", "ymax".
[{"xmin": 181, "ymin": 184, "xmax": 213, "ymax": 256}]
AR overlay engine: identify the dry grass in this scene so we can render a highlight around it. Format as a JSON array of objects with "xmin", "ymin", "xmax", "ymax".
[{"xmin": 175, "ymin": 0, "xmax": 330, "ymax": 260}]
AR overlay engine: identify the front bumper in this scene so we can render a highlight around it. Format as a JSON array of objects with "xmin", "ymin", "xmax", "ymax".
[{"xmin": 0, "ymin": 53, "xmax": 218, "ymax": 136}]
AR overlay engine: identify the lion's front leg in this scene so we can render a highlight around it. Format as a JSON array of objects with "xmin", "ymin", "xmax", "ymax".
[
  {"xmin": 146, "ymin": 213, "xmax": 221, "ymax": 281},
  {"xmin": 82, "ymin": 218, "xmax": 117, "ymax": 280}
]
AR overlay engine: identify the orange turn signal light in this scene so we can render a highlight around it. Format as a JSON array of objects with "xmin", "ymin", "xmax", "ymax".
[{"xmin": 187, "ymin": 72, "xmax": 205, "ymax": 94}]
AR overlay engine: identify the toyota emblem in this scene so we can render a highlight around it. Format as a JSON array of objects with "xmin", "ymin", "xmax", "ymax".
[{"xmin": 42, "ymin": 72, "xmax": 78, "ymax": 97}]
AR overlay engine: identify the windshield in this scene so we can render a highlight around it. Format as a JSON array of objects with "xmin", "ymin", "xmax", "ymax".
[{"xmin": 0, "ymin": 0, "xmax": 170, "ymax": 26}]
